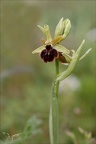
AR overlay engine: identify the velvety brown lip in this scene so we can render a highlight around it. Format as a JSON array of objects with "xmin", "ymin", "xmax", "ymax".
[{"xmin": 40, "ymin": 45, "xmax": 58, "ymax": 63}]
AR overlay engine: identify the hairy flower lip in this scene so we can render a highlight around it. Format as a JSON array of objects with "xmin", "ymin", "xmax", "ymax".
[
  {"xmin": 40, "ymin": 45, "xmax": 59, "ymax": 63},
  {"xmin": 32, "ymin": 42, "xmax": 71, "ymax": 64}
]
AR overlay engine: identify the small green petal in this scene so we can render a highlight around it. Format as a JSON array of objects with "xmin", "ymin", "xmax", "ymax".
[
  {"xmin": 54, "ymin": 17, "xmax": 64, "ymax": 38},
  {"xmin": 54, "ymin": 44, "xmax": 70, "ymax": 54},
  {"xmin": 52, "ymin": 36, "xmax": 64, "ymax": 45},
  {"xmin": 32, "ymin": 45, "xmax": 45, "ymax": 54}
]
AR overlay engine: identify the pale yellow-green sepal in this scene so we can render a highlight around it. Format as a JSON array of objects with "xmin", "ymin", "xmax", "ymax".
[
  {"xmin": 32, "ymin": 45, "xmax": 45, "ymax": 54},
  {"xmin": 62, "ymin": 49, "xmax": 75, "ymax": 63},
  {"xmin": 62, "ymin": 53, "xmax": 72, "ymax": 63},
  {"xmin": 37, "ymin": 25, "xmax": 52, "ymax": 42},
  {"xmin": 54, "ymin": 44, "xmax": 70, "ymax": 54},
  {"xmin": 37, "ymin": 25, "xmax": 45, "ymax": 34},
  {"xmin": 59, "ymin": 50, "xmax": 75, "ymax": 64}
]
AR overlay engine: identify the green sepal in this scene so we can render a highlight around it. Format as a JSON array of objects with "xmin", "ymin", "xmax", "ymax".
[
  {"xmin": 37, "ymin": 25, "xmax": 45, "ymax": 34},
  {"xmin": 62, "ymin": 49, "xmax": 75, "ymax": 63},
  {"xmin": 54, "ymin": 44, "xmax": 70, "ymax": 54},
  {"xmin": 37, "ymin": 25, "xmax": 52, "ymax": 42},
  {"xmin": 32, "ymin": 45, "xmax": 45, "ymax": 54},
  {"xmin": 62, "ymin": 53, "xmax": 72, "ymax": 63}
]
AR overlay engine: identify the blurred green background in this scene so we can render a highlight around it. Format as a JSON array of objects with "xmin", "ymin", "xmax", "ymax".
[{"xmin": 0, "ymin": 0, "xmax": 96, "ymax": 143}]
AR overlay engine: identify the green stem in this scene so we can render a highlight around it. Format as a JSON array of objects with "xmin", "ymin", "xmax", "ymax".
[
  {"xmin": 55, "ymin": 59, "xmax": 59, "ymax": 98},
  {"xmin": 49, "ymin": 59, "xmax": 59, "ymax": 144}
]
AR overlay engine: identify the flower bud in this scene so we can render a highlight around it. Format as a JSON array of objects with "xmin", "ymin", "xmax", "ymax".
[
  {"xmin": 63, "ymin": 19, "xmax": 71, "ymax": 39},
  {"xmin": 54, "ymin": 18, "xmax": 71, "ymax": 41},
  {"xmin": 54, "ymin": 17, "xmax": 64, "ymax": 38}
]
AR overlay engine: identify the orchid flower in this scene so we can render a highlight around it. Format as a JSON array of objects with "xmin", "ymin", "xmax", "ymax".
[
  {"xmin": 32, "ymin": 18, "xmax": 91, "ymax": 70},
  {"xmin": 32, "ymin": 18, "xmax": 71, "ymax": 63}
]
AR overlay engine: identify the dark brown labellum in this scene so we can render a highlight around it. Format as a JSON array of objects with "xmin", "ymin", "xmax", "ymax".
[{"xmin": 40, "ymin": 45, "xmax": 58, "ymax": 63}]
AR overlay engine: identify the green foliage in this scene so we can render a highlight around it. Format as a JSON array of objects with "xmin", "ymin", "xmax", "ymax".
[
  {"xmin": 65, "ymin": 127, "xmax": 96, "ymax": 144},
  {"xmin": 0, "ymin": 116, "xmax": 42, "ymax": 144},
  {"xmin": 0, "ymin": 0, "xmax": 96, "ymax": 144}
]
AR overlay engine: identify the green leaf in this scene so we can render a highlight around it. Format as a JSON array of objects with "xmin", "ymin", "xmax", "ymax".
[
  {"xmin": 56, "ymin": 40, "xmax": 85, "ymax": 81},
  {"xmin": 32, "ymin": 45, "xmax": 45, "ymax": 54},
  {"xmin": 79, "ymin": 48, "xmax": 92, "ymax": 61}
]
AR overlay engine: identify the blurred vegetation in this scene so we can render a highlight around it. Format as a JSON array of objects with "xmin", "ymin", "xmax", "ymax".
[{"xmin": 0, "ymin": 0, "xmax": 96, "ymax": 144}]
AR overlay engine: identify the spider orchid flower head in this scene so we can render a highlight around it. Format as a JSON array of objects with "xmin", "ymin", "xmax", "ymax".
[
  {"xmin": 32, "ymin": 18, "xmax": 72, "ymax": 63},
  {"xmin": 32, "ymin": 18, "xmax": 91, "ymax": 68}
]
